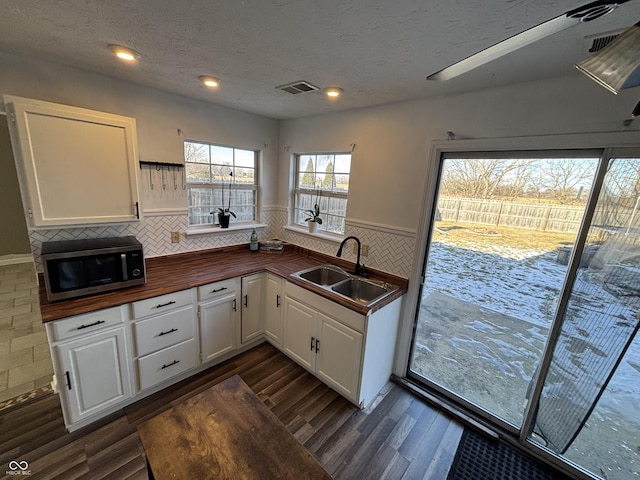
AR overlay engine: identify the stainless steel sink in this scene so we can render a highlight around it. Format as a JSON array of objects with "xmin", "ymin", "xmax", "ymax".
[
  {"xmin": 297, "ymin": 266, "xmax": 350, "ymax": 286},
  {"xmin": 331, "ymin": 278, "xmax": 389, "ymax": 304},
  {"xmin": 291, "ymin": 264, "xmax": 398, "ymax": 307}
]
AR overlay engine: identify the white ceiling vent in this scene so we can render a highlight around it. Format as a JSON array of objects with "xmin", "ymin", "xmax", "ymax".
[
  {"xmin": 276, "ymin": 80, "xmax": 320, "ymax": 95},
  {"xmin": 583, "ymin": 29, "xmax": 625, "ymax": 55}
]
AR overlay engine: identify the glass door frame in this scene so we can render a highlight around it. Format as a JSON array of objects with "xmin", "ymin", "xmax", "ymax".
[{"xmin": 401, "ymin": 133, "xmax": 640, "ymax": 480}]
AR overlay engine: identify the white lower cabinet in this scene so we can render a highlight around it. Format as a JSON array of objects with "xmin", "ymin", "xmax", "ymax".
[
  {"xmin": 48, "ymin": 307, "xmax": 131, "ymax": 427},
  {"xmin": 198, "ymin": 278, "xmax": 240, "ymax": 364},
  {"xmin": 199, "ymin": 296, "xmax": 237, "ymax": 362},
  {"xmin": 283, "ymin": 288, "xmax": 363, "ymax": 403},
  {"xmin": 283, "ymin": 281, "xmax": 401, "ymax": 408},
  {"xmin": 263, "ymin": 273, "xmax": 284, "ymax": 346},
  {"xmin": 137, "ymin": 338, "xmax": 198, "ymax": 390},
  {"xmin": 241, "ymin": 273, "xmax": 264, "ymax": 344},
  {"xmin": 132, "ymin": 289, "xmax": 198, "ymax": 392},
  {"xmin": 282, "ymin": 296, "xmax": 316, "ymax": 370},
  {"xmin": 315, "ymin": 313, "xmax": 363, "ymax": 401},
  {"xmin": 47, "ymin": 271, "xmax": 402, "ymax": 430}
]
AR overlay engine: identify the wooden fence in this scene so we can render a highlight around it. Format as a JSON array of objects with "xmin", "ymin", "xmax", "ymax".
[{"xmin": 438, "ymin": 197, "xmax": 586, "ymax": 233}]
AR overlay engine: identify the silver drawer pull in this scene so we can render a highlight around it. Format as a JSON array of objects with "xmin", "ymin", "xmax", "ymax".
[
  {"xmin": 158, "ymin": 328, "xmax": 178, "ymax": 337},
  {"xmin": 210, "ymin": 287, "xmax": 228, "ymax": 293},
  {"xmin": 161, "ymin": 360, "xmax": 180, "ymax": 370},
  {"xmin": 155, "ymin": 301, "xmax": 176, "ymax": 309},
  {"xmin": 77, "ymin": 320, "xmax": 105, "ymax": 330}
]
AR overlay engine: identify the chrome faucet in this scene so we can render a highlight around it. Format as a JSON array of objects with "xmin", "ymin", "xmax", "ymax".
[{"xmin": 336, "ymin": 236, "xmax": 368, "ymax": 277}]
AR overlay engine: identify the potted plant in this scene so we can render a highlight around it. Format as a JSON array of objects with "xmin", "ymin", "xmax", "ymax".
[
  {"xmin": 304, "ymin": 188, "xmax": 323, "ymax": 233},
  {"xmin": 216, "ymin": 170, "xmax": 236, "ymax": 228}
]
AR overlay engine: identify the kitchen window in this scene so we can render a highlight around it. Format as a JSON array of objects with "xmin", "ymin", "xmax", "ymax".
[
  {"xmin": 293, "ymin": 152, "xmax": 351, "ymax": 234},
  {"xmin": 184, "ymin": 141, "xmax": 258, "ymax": 227}
]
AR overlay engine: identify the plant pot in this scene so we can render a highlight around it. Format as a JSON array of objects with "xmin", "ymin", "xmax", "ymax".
[
  {"xmin": 219, "ymin": 213, "xmax": 230, "ymax": 229},
  {"xmin": 307, "ymin": 221, "xmax": 317, "ymax": 233}
]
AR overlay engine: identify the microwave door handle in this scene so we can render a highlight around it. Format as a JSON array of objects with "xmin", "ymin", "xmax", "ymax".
[{"xmin": 121, "ymin": 253, "xmax": 128, "ymax": 281}]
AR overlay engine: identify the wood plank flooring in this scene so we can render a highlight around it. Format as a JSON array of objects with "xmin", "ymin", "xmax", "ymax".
[{"xmin": 0, "ymin": 343, "xmax": 464, "ymax": 480}]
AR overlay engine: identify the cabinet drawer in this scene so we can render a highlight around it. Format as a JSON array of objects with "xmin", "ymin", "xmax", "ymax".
[
  {"xmin": 49, "ymin": 306, "xmax": 125, "ymax": 342},
  {"xmin": 134, "ymin": 305, "xmax": 194, "ymax": 357},
  {"xmin": 132, "ymin": 289, "xmax": 192, "ymax": 319},
  {"xmin": 137, "ymin": 338, "xmax": 197, "ymax": 391},
  {"xmin": 198, "ymin": 278, "xmax": 239, "ymax": 302}
]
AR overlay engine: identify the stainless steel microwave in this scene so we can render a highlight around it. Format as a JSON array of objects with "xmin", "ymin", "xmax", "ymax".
[{"xmin": 41, "ymin": 236, "xmax": 146, "ymax": 301}]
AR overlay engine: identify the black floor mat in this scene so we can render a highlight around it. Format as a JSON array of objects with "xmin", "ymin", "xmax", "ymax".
[{"xmin": 446, "ymin": 429, "xmax": 572, "ymax": 480}]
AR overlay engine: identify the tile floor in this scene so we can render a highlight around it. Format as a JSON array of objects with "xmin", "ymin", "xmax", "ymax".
[{"xmin": 0, "ymin": 260, "xmax": 53, "ymax": 407}]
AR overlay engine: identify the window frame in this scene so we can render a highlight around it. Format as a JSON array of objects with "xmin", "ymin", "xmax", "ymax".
[
  {"xmin": 184, "ymin": 140, "xmax": 259, "ymax": 228},
  {"xmin": 292, "ymin": 152, "xmax": 352, "ymax": 235}
]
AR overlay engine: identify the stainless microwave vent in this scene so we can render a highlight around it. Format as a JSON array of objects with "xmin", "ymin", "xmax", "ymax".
[{"xmin": 276, "ymin": 80, "xmax": 320, "ymax": 95}]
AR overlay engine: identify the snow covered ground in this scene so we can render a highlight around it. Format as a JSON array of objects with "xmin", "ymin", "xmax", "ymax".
[
  {"xmin": 415, "ymin": 235, "xmax": 640, "ymax": 479},
  {"xmin": 424, "ymin": 236, "xmax": 639, "ymax": 416}
]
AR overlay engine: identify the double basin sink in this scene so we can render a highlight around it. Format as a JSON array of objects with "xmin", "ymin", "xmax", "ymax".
[{"xmin": 291, "ymin": 265, "xmax": 399, "ymax": 307}]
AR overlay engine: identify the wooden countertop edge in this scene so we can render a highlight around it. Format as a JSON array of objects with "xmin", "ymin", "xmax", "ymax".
[{"xmin": 39, "ymin": 244, "xmax": 408, "ymax": 322}]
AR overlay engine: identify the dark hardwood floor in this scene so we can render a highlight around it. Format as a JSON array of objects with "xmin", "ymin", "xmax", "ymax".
[{"xmin": 0, "ymin": 343, "xmax": 464, "ymax": 480}]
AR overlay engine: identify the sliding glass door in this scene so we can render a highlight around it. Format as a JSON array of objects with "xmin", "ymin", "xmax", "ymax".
[
  {"xmin": 525, "ymin": 155, "xmax": 640, "ymax": 479},
  {"xmin": 408, "ymin": 148, "xmax": 640, "ymax": 480}
]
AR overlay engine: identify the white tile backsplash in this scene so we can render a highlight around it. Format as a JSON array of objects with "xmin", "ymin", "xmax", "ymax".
[{"xmin": 29, "ymin": 206, "xmax": 415, "ymax": 278}]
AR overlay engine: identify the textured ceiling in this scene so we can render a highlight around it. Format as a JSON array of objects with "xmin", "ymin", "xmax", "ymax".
[{"xmin": 0, "ymin": 1, "xmax": 639, "ymax": 119}]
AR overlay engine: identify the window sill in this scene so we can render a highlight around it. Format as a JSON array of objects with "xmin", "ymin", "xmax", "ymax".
[
  {"xmin": 283, "ymin": 225, "xmax": 343, "ymax": 244},
  {"xmin": 186, "ymin": 223, "xmax": 268, "ymax": 237}
]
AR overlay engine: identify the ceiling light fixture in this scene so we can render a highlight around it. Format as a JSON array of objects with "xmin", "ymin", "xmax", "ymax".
[
  {"xmin": 576, "ymin": 21, "xmax": 640, "ymax": 94},
  {"xmin": 108, "ymin": 45, "xmax": 140, "ymax": 62},
  {"xmin": 324, "ymin": 87, "xmax": 343, "ymax": 98},
  {"xmin": 199, "ymin": 76, "xmax": 221, "ymax": 89}
]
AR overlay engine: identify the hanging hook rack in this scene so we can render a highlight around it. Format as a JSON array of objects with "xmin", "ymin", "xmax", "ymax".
[
  {"xmin": 139, "ymin": 161, "xmax": 185, "ymax": 169},
  {"xmin": 139, "ymin": 161, "xmax": 184, "ymax": 191}
]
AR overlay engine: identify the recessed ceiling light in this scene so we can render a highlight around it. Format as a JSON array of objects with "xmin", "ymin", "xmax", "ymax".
[
  {"xmin": 108, "ymin": 45, "xmax": 140, "ymax": 62},
  {"xmin": 324, "ymin": 87, "xmax": 343, "ymax": 98},
  {"xmin": 199, "ymin": 76, "xmax": 221, "ymax": 89}
]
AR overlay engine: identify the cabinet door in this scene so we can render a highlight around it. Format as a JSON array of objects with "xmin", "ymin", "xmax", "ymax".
[
  {"xmin": 55, "ymin": 327, "xmax": 131, "ymax": 425},
  {"xmin": 4, "ymin": 95, "xmax": 140, "ymax": 227},
  {"xmin": 199, "ymin": 293, "xmax": 238, "ymax": 363},
  {"xmin": 241, "ymin": 273, "xmax": 263, "ymax": 344},
  {"xmin": 316, "ymin": 313, "xmax": 363, "ymax": 403},
  {"xmin": 263, "ymin": 274, "xmax": 283, "ymax": 345},
  {"xmin": 282, "ymin": 296, "xmax": 316, "ymax": 371}
]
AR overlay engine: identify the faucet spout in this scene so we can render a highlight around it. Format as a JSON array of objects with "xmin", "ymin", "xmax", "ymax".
[{"xmin": 336, "ymin": 236, "xmax": 368, "ymax": 277}]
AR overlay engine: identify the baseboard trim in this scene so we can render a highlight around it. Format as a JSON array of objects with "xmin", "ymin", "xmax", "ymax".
[{"xmin": 0, "ymin": 254, "xmax": 33, "ymax": 266}]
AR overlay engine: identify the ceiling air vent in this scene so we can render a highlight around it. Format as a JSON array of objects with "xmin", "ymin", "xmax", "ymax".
[
  {"xmin": 583, "ymin": 29, "xmax": 625, "ymax": 54},
  {"xmin": 276, "ymin": 80, "xmax": 319, "ymax": 95}
]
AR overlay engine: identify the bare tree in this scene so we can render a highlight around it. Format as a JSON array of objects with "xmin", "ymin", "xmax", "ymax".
[
  {"xmin": 441, "ymin": 158, "xmax": 534, "ymax": 200},
  {"xmin": 540, "ymin": 159, "xmax": 597, "ymax": 204}
]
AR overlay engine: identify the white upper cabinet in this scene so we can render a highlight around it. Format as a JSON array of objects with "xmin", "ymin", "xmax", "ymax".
[{"xmin": 4, "ymin": 95, "xmax": 141, "ymax": 227}]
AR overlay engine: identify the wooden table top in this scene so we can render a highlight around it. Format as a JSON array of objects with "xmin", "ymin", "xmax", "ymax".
[
  {"xmin": 137, "ymin": 375, "xmax": 333, "ymax": 480},
  {"xmin": 39, "ymin": 244, "xmax": 408, "ymax": 322}
]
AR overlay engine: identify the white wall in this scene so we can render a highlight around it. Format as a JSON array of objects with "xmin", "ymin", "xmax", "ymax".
[
  {"xmin": 2, "ymin": 49, "xmax": 639, "ymax": 272},
  {"xmin": 277, "ymin": 75, "xmax": 640, "ymax": 377},
  {"xmin": 277, "ymin": 74, "xmax": 640, "ymax": 276},
  {"xmin": 0, "ymin": 51, "xmax": 280, "ymax": 261}
]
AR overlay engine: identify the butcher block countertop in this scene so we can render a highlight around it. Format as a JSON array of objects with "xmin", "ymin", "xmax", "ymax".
[{"xmin": 39, "ymin": 244, "xmax": 408, "ymax": 323}]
